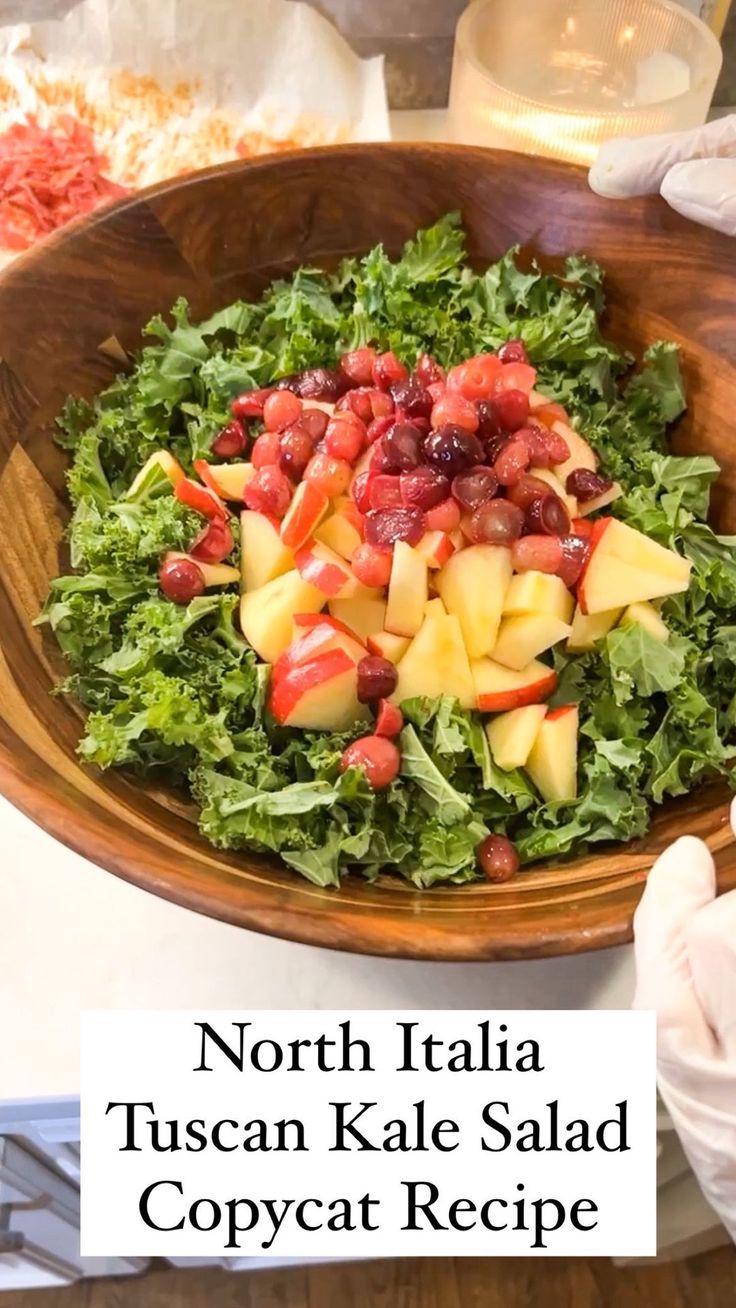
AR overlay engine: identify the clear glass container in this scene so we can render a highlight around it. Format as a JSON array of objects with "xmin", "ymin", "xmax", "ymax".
[{"xmin": 448, "ymin": 0, "xmax": 723, "ymax": 165}]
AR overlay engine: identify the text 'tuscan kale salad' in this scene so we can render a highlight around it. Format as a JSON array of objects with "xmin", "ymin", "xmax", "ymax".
[{"xmin": 40, "ymin": 214, "xmax": 736, "ymax": 888}]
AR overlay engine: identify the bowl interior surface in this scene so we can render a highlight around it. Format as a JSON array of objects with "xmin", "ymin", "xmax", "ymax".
[{"xmin": 0, "ymin": 142, "xmax": 734, "ymax": 961}]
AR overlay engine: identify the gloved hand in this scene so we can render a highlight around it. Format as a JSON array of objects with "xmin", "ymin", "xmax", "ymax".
[
  {"xmin": 589, "ymin": 114, "xmax": 736, "ymax": 235},
  {"xmin": 633, "ymin": 798, "xmax": 736, "ymax": 1242}
]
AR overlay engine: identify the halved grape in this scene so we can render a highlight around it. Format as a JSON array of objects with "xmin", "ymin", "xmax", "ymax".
[
  {"xmin": 469, "ymin": 500, "xmax": 524, "ymax": 545},
  {"xmin": 451, "ymin": 467, "xmax": 498, "ymax": 511},
  {"xmin": 364, "ymin": 507, "xmax": 426, "ymax": 550},
  {"xmin": 424, "ymin": 424, "xmax": 484, "ymax": 477},
  {"xmin": 524, "ymin": 495, "xmax": 570, "ymax": 537}
]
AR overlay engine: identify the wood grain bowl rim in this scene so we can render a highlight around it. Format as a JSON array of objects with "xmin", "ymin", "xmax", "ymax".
[{"xmin": 0, "ymin": 141, "xmax": 734, "ymax": 962}]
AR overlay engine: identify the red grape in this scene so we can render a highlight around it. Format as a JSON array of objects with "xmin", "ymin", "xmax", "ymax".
[
  {"xmin": 369, "ymin": 474, "xmax": 403, "ymax": 511},
  {"xmin": 304, "ymin": 452, "xmax": 352, "ymax": 498},
  {"xmin": 558, "ymin": 534, "xmax": 591, "ymax": 587},
  {"xmin": 352, "ymin": 542, "xmax": 393, "ymax": 588},
  {"xmin": 506, "ymin": 474, "xmax": 556, "ymax": 510},
  {"xmin": 524, "ymin": 494, "xmax": 570, "ymax": 536},
  {"xmin": 469, "ymin": 499, "xmax": 524, "ymax": 545},
  {"xmin": 263, "ymin": 389, "xmax": 302, "ymax": 432},
  {"xmin": 400, "ymin": 466, "xmax": 450, "ymax": 510},
  {"xmin": 389, "ymin": 375, "xmax": 433, "ymax": 419},
  {"xmin": 476, "ymin": 833, "xmax": 519, "ymax": 882},
  {"xmin": 251, "ymin": 431, "xmax": 281, "ymax": 469},
  {"xmin": 159, "ymin": 556, "xmax": 206, "ymax": 604},
  {"xmin": 446, "ymin": 354, "xmax": 502, "ymax": 402},
  {"xmin": 425, "ymin": 498, "xmax": 462, "ymax": 532},
  {"xmin": 279, "ymin": 425, "xmax": 314, "ymax": 480},
  {"xmin": 511, "ymin": 534, "xmax": 563, "ymax": 574},
  {"xmin": 356, "ymin": 656, "xmax": 399, "ymax": 703},
  {"xmin": 372, "ymin": 351, "xmax": 408, "ymax": 390},
  {"xmin": 515, "ymin": 424, "xmax": 569, "ymax": 467},
  {"xmin": 451, "ymin": 466, "xmax": 498, "ymax": 511},
  {"xmin": 295, "ymin": 368, "xmax": 347, "ymax": 401},
  {"xmin": 340, "ymin": 347, "xmax": 377, "ymax": 387},
  {"xmin": 382, "ymin": 422, "xmax": 424, "ymax": 471},
  {"xmin": 244, "ymin": 466, "xmax": 293, "ymax": 517},
  {"xmin": 424, "ymin": 424, "xmax": 484, "ymax": 477},
  {"xmin": 494, "ymin": 439, "xmax": 531, "ymax": 485},
  {"xmin": 366, "ymin": 415, "xmax": 395, "ymax": 446},
  {"xmin": 498, "ymin": 339, "xmax": 529, "ymax": 365},
  {"xmin": 340, "ymin": 735, "xmax": 400, "ymax": 790},
  {"xmin": 324, "ymin": 415, "xmax": 366, "ymax": 463},
  {"xmin": 415, "ymin": 352, "xmax": 445, "ymax": 387},
  {"xmin": 493, "ymin": 389, "xmax": 531, "ymax": 434},
  {"xmin": 374, "ymin": 699, "xmax": 404, "ymax": 738},
  {"xmin": 364, "ymin": 507, "xmax": 425, "ymax": 550},
  {"xmin": 475, "ymin": 399, "xmax": 502, "ymax": 441},
  {"xmin": 211, "ymin": 418, "xmax": 247, "ymax": 458},
  {"xmin": 190, "ymin": 518, "xmax": 234, "ymax": 564},
  {"xmin": 300, "ymin": 408, "xmax": 329, "ymax": 442},
  {"xmin": 566, "ymin": 469, "xmax": 613, "ymax": 502},
  {"xmin": 431, "ymin": 392, "xmax": 479, "ymax": 432},
  {"xmin": 231, "ymin": 386, "xmax": 272, "ymax": 418}
]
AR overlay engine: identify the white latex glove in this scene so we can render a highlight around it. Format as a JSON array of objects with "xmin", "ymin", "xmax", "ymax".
[
  {"xmin": 589, "ymin": 115, "xmax": 736, "ymax": 235},
  {"xmin": 633, "ymin": 798, "xmax": 736, "ymax": 1242}
]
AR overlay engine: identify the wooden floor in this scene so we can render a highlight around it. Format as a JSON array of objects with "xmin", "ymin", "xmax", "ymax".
[{"xmin": 4, "ymin": 1250, "xmax": 736, "ymax": 1308}]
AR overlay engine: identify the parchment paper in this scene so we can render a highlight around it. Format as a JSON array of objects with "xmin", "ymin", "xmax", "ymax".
[{"xmin": 0, "ymin": 0, "xmax": 389, "ymax": 189}]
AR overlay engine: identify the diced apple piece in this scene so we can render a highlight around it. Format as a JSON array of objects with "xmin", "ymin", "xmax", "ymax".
[
  {"xmin": 329, "ymin": 592, "xmax": 386, "ymax": 642},
  {"xmin": 567, "ymin": 604, "xmax": 623, "ymax": 651},
  {"xmin": 491, "ymin": 613, "xmax": 572, "ymax": 671},
  {"xmin": 273, "ymin": 622, "xmax": 366, "ymax": 684},
  {"xmin": 577, "ymin": 481, "xmax": 623, "ymax": 516},
  {"xmin": 551, "ymin": 422, "xmax": 598, "ymax": 486},
  {"xmin": 295, "ymin": 539, "xmax": 361, "ymax": 600},
  {"xmin": 385, "ymin": 542, "xmax": 428, "ymax": 638},
  {"xmin": 239, "ymin": 570, "xmax": 323, "ymax": 664},
  {"xmin": 164, "ymin": 552, "xmax": 240, "ymax": 588},
  {"xmin": 315, "ymin": 511, "xmax": 363, "ymax": 562},
  {"xmin": 579, "ymin": 557, "xmax": 689, "ymax": 615},
  {"xmin": 280, "ymin": 481, "xmax": 330, "ymax": 550},
  {"xmin": 526, "ymin": 705, "xmax": 579, "ymax": 803},
  {"xmin": 598, "ymin": 518, "xmax": 691, "ymax": 581},
  {"xmin": 486, "ymin": 705, "xmax": 548, "ymax": 771},
  {"xmin": 292, "ymin": 612, "xmax": 357, "ymax": 641},
  {"xmin": 392, "ymin": 611, "xmax": 476, "ymax": 710},
  {"xmin": 366, "ymin": 630, "xmax": 411, "ymax": 664},
  {"xmin": 437, "ymin": 544, "xmax": 513, "ymax": 659},
  {"xmin": 240, "ymin": 511, "xmax": 294, "ymax": 593},
  {"xmin": 270, "ymin": 649, "xmax": 370, "ymax": 731},
  {"xmin": 620, "ymin": 601, "xmax": 670, "ymax": 643},
  {"xmin": 424, "ymin": 597, "xmax": 447, "ymax": 619},
  {"xmin": 532, "ymin": 467, "xmax": 578, "ymax": 519},
  {"xmin": 578, "ymin": 518, "xmax": 691, "ymax": 615},
  {"xmin": 472, "ymin": 658, "xmax": 557, "ymax": 712},
  {"xmin": 503, "ymin": 571, "xmax": 574, "ymax": 623},
  {"xmin": 204, "ymin": 463, "xmax": 255, "ymax": 501},
  {"xmin": 415, "ymin": 530, "xmax": 456, "ymax": 569},
  {"xmin": 127, "ymin": 450, "xmax": 185, "ymax": 497}
]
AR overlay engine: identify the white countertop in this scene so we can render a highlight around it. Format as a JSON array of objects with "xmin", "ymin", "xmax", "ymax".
[{"xmin": 1, "ymin": 794, "xmax": 635, "ymax": 1102}]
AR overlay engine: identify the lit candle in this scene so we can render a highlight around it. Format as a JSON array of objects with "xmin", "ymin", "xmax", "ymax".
[{"xmin": 448, "ymin": 0, "xmax": 722, "ymax": 165}]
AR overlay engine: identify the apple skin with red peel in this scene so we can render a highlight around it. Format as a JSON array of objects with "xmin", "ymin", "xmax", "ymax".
[
  {"xmin": 295, "ymin": 539, "xmax": 360, "ymax": 599},
  {"xmin": 280, "ymin": 481, "xmax": 330, "ymax": 550},
  {"xmin": 269, "ymin": 649, "xmax": 370, "ymax": 730},
  {"xmin": 272, "ymin": 623, "xmax": 366, "ymax": 686},
  {"xmin": 472, "ymin": 658, "xmax": 557, "ymax": 713}
]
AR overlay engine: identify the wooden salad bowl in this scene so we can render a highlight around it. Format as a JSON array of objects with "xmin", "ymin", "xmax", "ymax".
[{"xmin": 0, "ymin": 143, "xmax": 734, "ymax": 961}]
